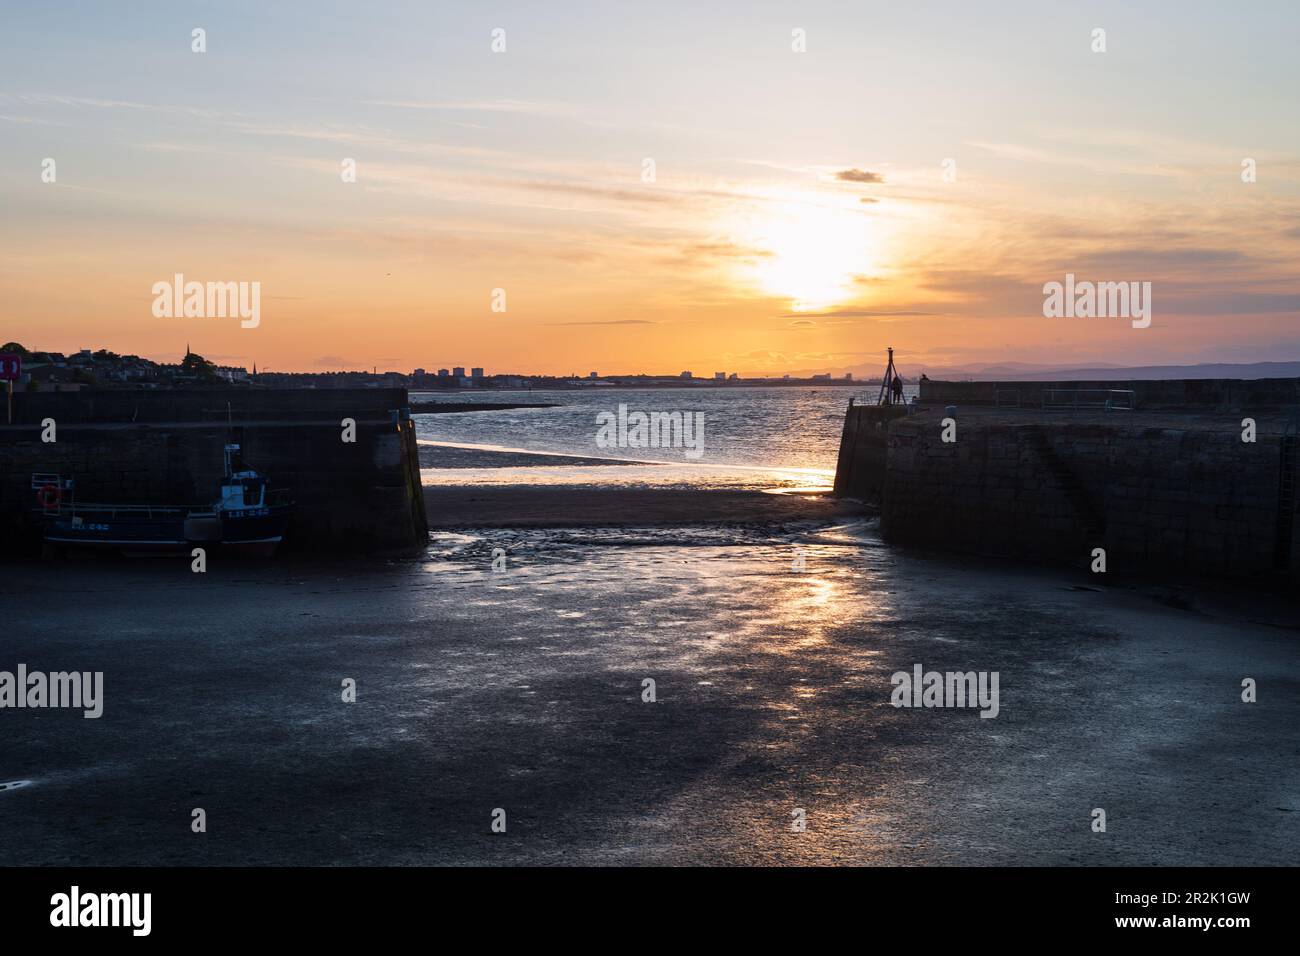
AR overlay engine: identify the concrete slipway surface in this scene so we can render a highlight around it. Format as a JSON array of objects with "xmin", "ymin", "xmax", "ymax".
[{"xmin": 1, "ymin": 520, "xmax": 1296, "ymax": 865}]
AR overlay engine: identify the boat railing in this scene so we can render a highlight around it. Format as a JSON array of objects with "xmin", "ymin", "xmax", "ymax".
[
  {"xmin": 31, "ymin": 463, "xmax": 292, "ymax": 516},
  {"xmin": 52, "ymin": 502, "xmax": 194, "ymax": 518}
]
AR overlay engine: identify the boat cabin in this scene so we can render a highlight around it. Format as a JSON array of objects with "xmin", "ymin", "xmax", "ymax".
[{"xmin": 217, "ymin": 444, "xmax": 268, "ymax": 511}]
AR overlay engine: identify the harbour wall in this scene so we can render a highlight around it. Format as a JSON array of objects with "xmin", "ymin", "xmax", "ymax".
[
  {"xmin": 0, "ymin": 389, "xmax": 429, "ymax": 555},
  {"xmin": 834, "ymin": 383, "xmax": 1299, "ymax": 582},
  {"xmin": 832, "ymin": 399, "xmax": 908, "ymax": 500},
  {"xmin": 918, "ymin": 377, "xmax": 1300, "ymax": 410}
]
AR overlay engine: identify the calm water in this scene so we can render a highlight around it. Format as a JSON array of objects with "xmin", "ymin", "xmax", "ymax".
[{"xmin": 413, "ymin": 386, "xmax": 917, "ymax": 488}]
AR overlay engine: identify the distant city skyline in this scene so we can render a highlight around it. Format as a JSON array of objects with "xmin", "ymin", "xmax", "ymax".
[
  {"xmin": 4, "ymin": 1, "xmax": 1299, "ymax": 374},
  {"xmin": 13, "ymin": 336, "xmax": 1300, "ymax": 385}
]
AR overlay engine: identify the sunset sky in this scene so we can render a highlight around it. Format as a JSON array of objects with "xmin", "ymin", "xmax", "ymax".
[{"xmin": 2, "ymin": 1, "xmax": 1298, "ymax": 376}]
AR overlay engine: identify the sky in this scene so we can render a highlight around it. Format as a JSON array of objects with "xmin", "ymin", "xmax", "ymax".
[{"xmin": 2, "ymin": 0, "xmax": 1298, "ymax": 376}]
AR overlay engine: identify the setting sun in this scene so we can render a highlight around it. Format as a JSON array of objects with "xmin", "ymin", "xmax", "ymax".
[{"xmin": 739, "ymin": 197, "xmax": 881, "ymax": 312}]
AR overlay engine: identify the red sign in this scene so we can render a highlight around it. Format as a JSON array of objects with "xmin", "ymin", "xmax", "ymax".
[{"xmin": 0, "ymin": 353, "xmax": 20, "ymax": 382}]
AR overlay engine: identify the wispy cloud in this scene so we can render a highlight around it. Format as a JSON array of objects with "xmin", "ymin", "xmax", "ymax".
[
  {"xmin": 2, "ymin": 92, "xmax": 233, "ymax": 120},
  {"xmin": 546, "ymin": 319, "xmax": 656, "ymax": 326},
  {"xmin": 780, "ymin": 309, "xmax": 938, "ymax": 318},
  {"xmin": 361, "ymin": 98, "xmax": 581, "ymax": 118},
  {"xmin": 835, "ymin": 168, "xmax": 885, "ymax": 184}
]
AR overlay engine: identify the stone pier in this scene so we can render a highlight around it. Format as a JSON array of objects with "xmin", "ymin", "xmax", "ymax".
[
  {"xmin": 833, "ymin": 379, "xmax": 1299, "ymax": 581},
  {"xmin": 0, "ymin": 389, "xmax": 429, "ymax": 555}
]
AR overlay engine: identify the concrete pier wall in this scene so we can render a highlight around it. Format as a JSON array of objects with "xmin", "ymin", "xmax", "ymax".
[
  {"xmin": 0, "ymin": 389, "xmax": 429, "ymax": 555},
  {"xmin": 832, "ymin": 402, "xmax": 909, "ymax": 500},
  {"xmin": 833, "ymin": 382, "xmax": 1300, "ymax": 581},
  {"xmin": 5, "ymin": 388, "xmax": 413, "ymax": 424},
  {"xmin": 919, "ymin": 377, "xmax": 1300, "ymax": 410}
]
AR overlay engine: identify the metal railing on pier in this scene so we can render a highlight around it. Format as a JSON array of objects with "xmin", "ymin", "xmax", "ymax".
[{"xmin": 1041, "ymin": 388, "xmax": 1136, "ymax": 411}]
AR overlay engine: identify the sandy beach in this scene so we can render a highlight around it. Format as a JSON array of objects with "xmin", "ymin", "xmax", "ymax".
[{"xmin": 416, "ymin": 436, "xmax": 861, "ymax": 528}]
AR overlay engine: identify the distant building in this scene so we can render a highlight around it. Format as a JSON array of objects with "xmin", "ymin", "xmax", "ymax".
[
  {"xmin": 452, "ymin": 367, "xmax": 465, "ymax": 377},
  {"xmin": 813, "ymin": 373, "xmax": 831, "ymax": 380},
  {"xmin": 471, "ymin": 367, "xmax": 484, "ymax": 378},
  {"xmin": 714, "ymin": 372, "xmax": 725, "ymax": 380},
  {"xmin": 728, "ymin": 373, "xmax": 739, "ymax": 380},
  {"xmin": 679, "ymin": 371, "xmax": 692, "ymax": 379},
  {"xmin": 437, "ymin": 369, "xmax": 449, "ymax": 378},
  {"xmin": 844, "ymin": 372, "xmax": 853, "ymax": 380},
  {"xmin": 588, "ymin": 372, "xmax": 599, "ymax": 379}
]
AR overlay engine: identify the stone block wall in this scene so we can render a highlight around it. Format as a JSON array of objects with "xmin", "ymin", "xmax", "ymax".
[
  {"xmin": 918, "ymin": 377, "xmax": 1300, "ymax": 411},
  {"xmin": 878, "ymin": 413, "xmax": 1295, "ymax": 580},
  {"xmin": 7, "ymin": 388, "xmax": 411, "ymax": 424},
  {"xmin": 832, "ymin": 402, "xmax": 911, "ymax": 501},
  {"xmin": 0, "ymin": 390, "xmax": 429, "ymax": 556}
]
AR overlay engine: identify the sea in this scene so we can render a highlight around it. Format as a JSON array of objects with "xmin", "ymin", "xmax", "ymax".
[{"xmin": 412, "ymin": 385, "xmax": 919, "ymax": 491}]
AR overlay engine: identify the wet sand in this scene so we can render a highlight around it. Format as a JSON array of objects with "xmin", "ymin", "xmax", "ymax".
[
  {"xmin": 424, "ymin": 485, "xmax": 863, "ymax": 528},
  {"xmin": 418, "ymin": 443, "xmax": 645, "ymax": 469},
  {"xmin": 1, "ymin": 517, "xmax": 1296, "ymax": 866},
  {"xmin": 410, "ymin": 402, "xmax": 559, "ymax": 414}
]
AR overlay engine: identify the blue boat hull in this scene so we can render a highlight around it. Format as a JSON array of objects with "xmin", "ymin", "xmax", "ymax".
[
  {"xmin": 45, "ymin": 514, "xmax": 189, "ymax": 555},
  {"xmin": 44, "ymin": 504, "xmax": 292, "ymax": 557},
  {"xmin": 211, "ymin": 505, "xmax": 293, "ymax": 557}
]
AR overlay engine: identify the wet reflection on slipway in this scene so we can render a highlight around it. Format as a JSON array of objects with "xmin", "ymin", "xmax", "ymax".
[
  {"xmin": 413, "ymin": 521, "xmax": 938, "ymax": 864},
  {"xmin": 408, "ymin": 518, "xmax": 1299, "ymax": 866},
  {"xmin": 5, "ymin": 517, "xmax": 1294, "ymax": 865}
]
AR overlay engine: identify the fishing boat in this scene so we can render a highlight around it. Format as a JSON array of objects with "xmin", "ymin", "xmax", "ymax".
[{"xmin": 37, "ymin": 443, "xmax": 293, "ymax": 557}]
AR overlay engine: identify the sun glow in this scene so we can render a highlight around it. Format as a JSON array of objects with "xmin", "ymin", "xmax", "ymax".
[{"xmin": 741, "ymin": 198, "xmax": 882, "ymax": 312}]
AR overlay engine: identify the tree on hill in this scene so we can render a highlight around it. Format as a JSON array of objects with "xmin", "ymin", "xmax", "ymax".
[
  {"xmin": 1, "ymin": 342, "xmax": 30, "ymax": 357},
  {"xmin": 180, "ymin": 350, "xmax": 221, "ymax": 382}
]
